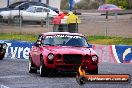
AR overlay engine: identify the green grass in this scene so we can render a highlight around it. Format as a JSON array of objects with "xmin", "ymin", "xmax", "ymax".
[
  {"xmin": 87, "ymin": 36, "xmax": 132, "ymax": 45},
  {"xmin": 0, "ymin": 33, "xmax": 38, "ymax": 42},
  {"xmin": 0, "ymin": 33, "xmax": 132, "ymax": 45}
]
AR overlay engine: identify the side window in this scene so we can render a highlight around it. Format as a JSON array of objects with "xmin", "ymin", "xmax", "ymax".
[
  {"xmin": 31, "ymin": 7, "xmax": 36, "ymax": 13},
  {"xmin": 36, "ymin": 8, "xmax": 43, "ymax": 12},
  {"xmin": 43, "ymin": 8, "xmax": 50, "ymax": 12},
  {"xmin": 27, "ymin": 7, "xmax": 36, "ymax": 13}
]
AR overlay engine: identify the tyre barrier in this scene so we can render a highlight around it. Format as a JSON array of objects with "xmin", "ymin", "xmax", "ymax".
[
  {"xmin": 92, "ymin": 44, "xmax": 132, "ymax": 64},
  {"xmin": 1, "ymin": 40, "xmax": 132, "ymax": 63},
  {"xmin": 3, "ymin": 40, "xmax": 33, "ymax": 59}
]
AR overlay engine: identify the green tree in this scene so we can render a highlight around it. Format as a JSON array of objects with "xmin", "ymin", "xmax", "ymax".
[
  {"xmin": 105, "ymin": 0, "xmax": 131, "ymax": 9},
  {"xmin": 61, "ymin": 0, "xmax": 70, "ymax": 10},
  {"xmin": 128, "ymin": 0, "xmax": 132, "ymax": 8},
  {"xmin": 61, "ymin": 0, "xmax": 99, "ymax": 10},
  {"xmin": 74, "ymin": 0, "xmax": 99, "ymax": 10}
]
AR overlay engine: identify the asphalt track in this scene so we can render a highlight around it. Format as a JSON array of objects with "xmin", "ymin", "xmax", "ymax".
[{"xmin": 0, "ymin": 58, "xmax": 132, "ymax": 88}]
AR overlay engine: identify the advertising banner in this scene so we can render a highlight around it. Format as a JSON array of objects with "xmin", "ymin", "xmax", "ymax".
[
  {"xmin": 3, "ymin": 40, "xmax": 34, "ymax": 59},
  {"xmin": 112, "ymin": 45, "xmax": 132, "ymax": 63},
  {"xmin": 93, "ymin": 44, "xmax": 132, "ymax": 64},
  {"xmin": 1, "ymin": 40, "xmax": 132, "ymax": 63}
]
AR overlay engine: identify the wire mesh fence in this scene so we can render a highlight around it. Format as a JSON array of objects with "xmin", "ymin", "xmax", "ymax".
[{"xmin": 0, "ymin": 13, "xmax": 132, "ymax": 37}]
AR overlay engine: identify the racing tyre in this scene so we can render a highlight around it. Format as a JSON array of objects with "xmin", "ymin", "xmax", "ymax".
[
  {"xmin": 40, "ymin": 56, "xmax": 49, "ymax": 77},
  {"xmin": 76, "ymin": 76, "xmax": 86, "ymax": 85},
  {"xmin": 89, "ymin": 67, "xmax": 98, "ymax": 74},
  {"xmin": 0, "ymin": 53, "xmax": 5, "ymax": 60},
  {"xmin": 28, "ymin": 55, "xmax": 37, "ymax": 73}
]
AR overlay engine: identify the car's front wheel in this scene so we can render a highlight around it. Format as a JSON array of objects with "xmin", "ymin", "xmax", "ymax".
[
  {"xmin": 40, "ymin": 56, "xmax": 49, "ymax": 77},
  {"xmin": 88, "ymin": 67, "xmax": 98, "ymax": 74},
  {"xmin": 28, "ymin": 55, "xmax": 37, "ymax": 73},
  {"xmin": 76, "ymin": 76, "xmax": 87, "ymax": 85}
]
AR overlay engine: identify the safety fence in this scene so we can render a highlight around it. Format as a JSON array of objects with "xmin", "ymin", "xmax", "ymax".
[
  {"xmin": 0, "ymin": 13, "xmax": 132, "ymax": 37},
  {"xmin": 1, "ymin": 40, "xmax": 132, "ymax": 64}
]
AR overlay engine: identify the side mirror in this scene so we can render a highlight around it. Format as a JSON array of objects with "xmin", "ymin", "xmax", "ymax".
[{"xmin": 36, "ymin": 41, "xmax": 41, "ymax": 47}]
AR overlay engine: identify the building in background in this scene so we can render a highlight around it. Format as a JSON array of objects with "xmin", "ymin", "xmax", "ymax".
[{"xmin": 0, "ymin": 0, "xmax": 61, "ymax": 10}]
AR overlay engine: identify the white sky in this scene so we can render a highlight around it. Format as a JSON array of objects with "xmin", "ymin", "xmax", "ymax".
[{"xmin": 74, "ymin": 0, "xmax": 81, "ymax": 3}]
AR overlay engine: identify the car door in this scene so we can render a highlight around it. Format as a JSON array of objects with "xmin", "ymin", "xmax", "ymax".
[
  {"xmin": 33, "ymin": 7, "xmax": 46, "ymax": 21},
  {"xmin": 24, "ymin": 7, "xmax": 47, "ymax": 21},
  {"xmin": 42, "ymin": 7, "xmax": 50, "ymax": 20},
  {"xmin": 22, "ymin": 6, "xmax": 36, "ymax": 21},
  {"xmin": 31, "ymin": 35, "xmax": 42, "ymax": 67}
]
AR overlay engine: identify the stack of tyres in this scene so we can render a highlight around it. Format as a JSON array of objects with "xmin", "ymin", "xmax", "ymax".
[{"xmin": 0, "ymin": 41, "xmax": 7, "ymax": 60}]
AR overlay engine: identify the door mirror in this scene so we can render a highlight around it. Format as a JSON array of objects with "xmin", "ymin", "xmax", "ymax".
[
  {"xmin": 36, "ymin": 41, "xmax": 41, "ymax": 47},
  {"xmin": 35, "ymin": 35, "xmax": 43, "ymax": 47}
]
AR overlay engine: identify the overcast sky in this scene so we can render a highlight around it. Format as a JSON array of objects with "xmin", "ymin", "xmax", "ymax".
[{"xmin": 74, "ymin": 0, "xmax": 81, "ymax": 3}]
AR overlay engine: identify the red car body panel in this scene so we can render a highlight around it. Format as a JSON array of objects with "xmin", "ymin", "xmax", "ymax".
[{"xmin": 30, "ymin": 32, "xmax": 98, "ymax": 72}]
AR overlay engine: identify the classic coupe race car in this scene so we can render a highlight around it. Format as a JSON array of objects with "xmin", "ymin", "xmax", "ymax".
[
  {"xmin": 0, "ymin": 41, "xmax": 7, "ymax": 60},
  {"xmin": 29, "ymin": 32, "xmax": 98, "ymax": 76}
]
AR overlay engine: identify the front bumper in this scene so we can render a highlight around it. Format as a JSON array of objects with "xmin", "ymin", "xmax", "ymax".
[
  {"xmin": 46, "ymin": 63, "xmax": 98, "ymax": 72},
  {"xmin": 44, "ymin": 54, "xmax": 98, "ymax": 72}
]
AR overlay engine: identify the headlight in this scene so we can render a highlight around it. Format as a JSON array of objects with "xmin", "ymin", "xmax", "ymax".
[
  {"xmin": 92, "ymin": 56, "xmax": 98, "ymax": 61},
  {"xmin": 48, "ymin": 53, "xmax": 54, "ymax": 60},
  {"xmin": 3, "ymin": 43, "xmax": 7, "ymax": 49}
]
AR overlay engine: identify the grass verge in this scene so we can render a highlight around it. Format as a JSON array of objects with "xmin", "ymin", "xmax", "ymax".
[
  {"xmin": 87, "ymin": 36, "xmax": 132, "ymax": 45},
  {"xmin": 0, "ymin": 33, "xmax": 38, "ymax": 42},
  {"xmin": 0, "ymin": 33, "xmax": 132, "ymax": 45}
]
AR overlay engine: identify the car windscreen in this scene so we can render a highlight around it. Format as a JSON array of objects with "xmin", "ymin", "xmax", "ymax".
[
  {"xmin": 8, "ymin": 2, "xmax": 24, "ymax": 9},
  {"xmin": 43, "ymin": 35, "xmax": 89, "ymax": 47}
]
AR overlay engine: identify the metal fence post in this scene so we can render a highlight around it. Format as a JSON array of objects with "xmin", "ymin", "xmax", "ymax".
[
  {"xmin": 76, "ymin": 18, "xmax": 78, "ymax": 33},
  {"xmin": 41, "ymin": 19, "xmax": 44, "ymax": 27}
]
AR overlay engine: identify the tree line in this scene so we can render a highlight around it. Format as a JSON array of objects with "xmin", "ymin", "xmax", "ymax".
[
  {"xmin": 106, "ymin": 0, "xmax": 132, "ymax": 9},
  {"xmin": 61, "ymin": 0, "xmax": 132, "ymax": 10}
]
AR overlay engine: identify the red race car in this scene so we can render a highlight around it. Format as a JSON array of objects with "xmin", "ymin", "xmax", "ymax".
[{"xmin": 29, "ymin": 32, "xmax": 98, "ymax": 76}]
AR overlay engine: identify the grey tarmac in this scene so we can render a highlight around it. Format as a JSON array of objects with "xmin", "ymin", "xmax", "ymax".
[{"xmin": 0, "ymin": 58, "xmax": 132, "ymax": 88}]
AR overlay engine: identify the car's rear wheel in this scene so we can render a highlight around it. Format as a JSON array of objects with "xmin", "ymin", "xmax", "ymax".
[
  {"xmin": 28, "ymin": 55, "xmax": 37, "ymax": 73},
  {"xmin": 40, "ymin": 56, "xmax": 49, "ymax": 77}
]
